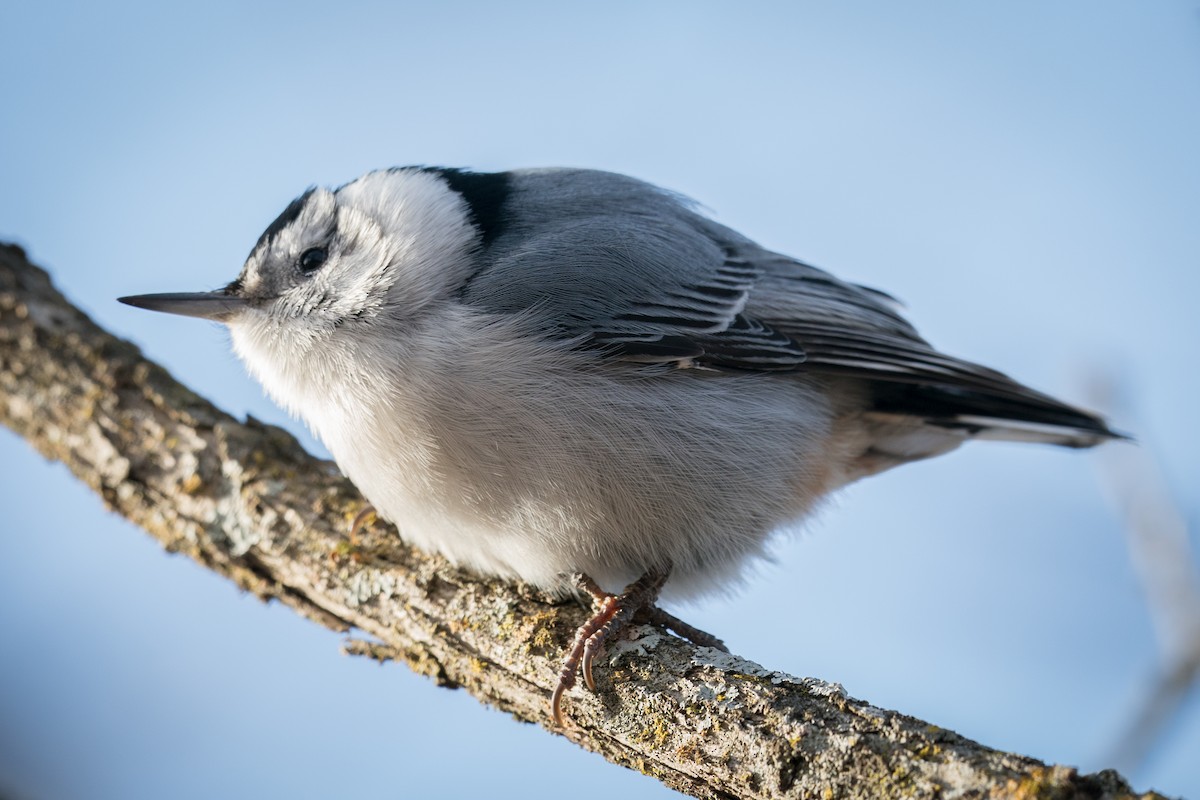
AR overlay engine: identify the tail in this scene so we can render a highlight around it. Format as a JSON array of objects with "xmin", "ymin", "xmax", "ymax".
[{"xmin": 867, "ymin": 380, "xmax": 1125, "ymax": 449}]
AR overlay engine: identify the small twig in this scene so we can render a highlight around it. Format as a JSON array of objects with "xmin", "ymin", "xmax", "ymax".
[{"xmin": 1084, "ymin": 370, "xmax": 1200, "ymax": 774}]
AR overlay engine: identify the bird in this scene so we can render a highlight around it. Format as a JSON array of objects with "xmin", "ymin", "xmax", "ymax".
[{"xmin": 119, "ymin": 166, "xmax": 1120, "ymax": 725}]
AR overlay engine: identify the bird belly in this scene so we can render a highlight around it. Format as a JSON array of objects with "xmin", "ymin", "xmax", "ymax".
[{"xmin": 304, "ymin": 351, "xmax": 844, "ymax": 598}]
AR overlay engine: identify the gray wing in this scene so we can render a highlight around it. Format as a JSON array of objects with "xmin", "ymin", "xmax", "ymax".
[
  {"xmin": 457, "ymin": 169, "xmax": 1114, "ymax": 439},
  {"xmin": 459, "ymin": 168, "xmax": 941, "ymax": 374},
  {"xmin": 467, "ymin": 219, "xmax": 804, "ymax": 369},
  {"xmin": 460, "ymin": 168, "xmax": 858, "ymax": 370}
]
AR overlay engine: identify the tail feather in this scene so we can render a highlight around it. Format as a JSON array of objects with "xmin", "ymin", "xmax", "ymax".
[{"xmin": 868, "ymin": 381, "xmax": 1124, "ymax": 449}]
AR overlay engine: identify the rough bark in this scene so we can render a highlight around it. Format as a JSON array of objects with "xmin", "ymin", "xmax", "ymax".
[{"xmin": 0, "ymin": 243, "xmax": 1162, "ymax": 800}]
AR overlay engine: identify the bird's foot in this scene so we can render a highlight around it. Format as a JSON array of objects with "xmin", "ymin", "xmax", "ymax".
[{"xmin": 550, "ymin": 565, "xmax": 728, "ymax": 727}]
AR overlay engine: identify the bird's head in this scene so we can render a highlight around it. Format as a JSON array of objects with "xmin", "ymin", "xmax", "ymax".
[
  {"xmin": 119, "ymin": 168, "xmax": 488, "ymax": 411},
  {"xmin": 120, "ymin": 168, "xmax": 483, "ymax": 341}
]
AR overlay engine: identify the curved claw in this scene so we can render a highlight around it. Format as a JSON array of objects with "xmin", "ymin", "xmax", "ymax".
[
  {"xmin": 348, "ymin": 505, "xmax": 378, "ymax": 541},
  {"xmin": 582, "ymin": 638, "xmax": 599, "ymax": 691},
  {"xmin": 551, "ymin": 593, "xmax": 619, "ymax": 724},
  {"xmin": 551, "ymin": 682, "xmax": 568, "ymax": 728}
]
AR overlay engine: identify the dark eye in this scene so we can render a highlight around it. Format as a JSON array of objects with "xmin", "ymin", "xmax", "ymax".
[{"xmin": 297, "ymin": 246, "xmax": 328, "ymax": 275}]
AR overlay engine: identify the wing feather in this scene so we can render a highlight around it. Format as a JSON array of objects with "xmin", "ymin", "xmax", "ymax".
[{"xmin": 455, "ymin": 168, "xmax": 1115, "ymax": 439}]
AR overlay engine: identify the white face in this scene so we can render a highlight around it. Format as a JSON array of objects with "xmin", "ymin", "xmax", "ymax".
[
  {"xmin": 229, "ymin": 169, "xmax": 481, "ymax": 340},
  {"xmin": 220, "ymin": 169, "xmax": 482, "ymax": 414}
]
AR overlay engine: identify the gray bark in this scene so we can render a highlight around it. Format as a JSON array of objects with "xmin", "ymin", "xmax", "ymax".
[{"xmin": 0, "ymin": 243, "xmax": 1161, "ymax": 800}]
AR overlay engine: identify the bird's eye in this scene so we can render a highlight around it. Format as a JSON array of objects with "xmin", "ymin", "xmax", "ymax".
[{"xmin": 297, "ymin": 246, "xmax": 328, "ymax": 275}]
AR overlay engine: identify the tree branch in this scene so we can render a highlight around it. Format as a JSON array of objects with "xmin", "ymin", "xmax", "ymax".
[{"xmin": 0, "ymin": 243, "xmax": 1160, "ymax": 800}]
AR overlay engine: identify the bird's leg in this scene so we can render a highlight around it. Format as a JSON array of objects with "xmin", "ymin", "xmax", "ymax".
[
  {"xmin": 551, "ymin": 568, "xmax": 666, "ymax": 726},
  {"xmin": 550, "ymin": 563, "xmax": 727, "ymax": 727}
]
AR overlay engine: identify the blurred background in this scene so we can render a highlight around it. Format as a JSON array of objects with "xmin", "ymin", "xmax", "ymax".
[{"xmin": 2, "ymin": 2, "xmax": 1197, "ymax": 798}]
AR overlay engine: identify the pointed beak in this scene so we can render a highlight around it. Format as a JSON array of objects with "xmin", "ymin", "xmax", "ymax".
[{"xmin": 117, "ymin": 291, "xmax": 248, "ymax": 322}]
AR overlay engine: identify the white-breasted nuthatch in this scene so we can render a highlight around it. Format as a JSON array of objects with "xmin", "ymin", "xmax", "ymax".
[{"xmin": 120, "ymin": 167, "xmax": 1119, "ymax": 724}]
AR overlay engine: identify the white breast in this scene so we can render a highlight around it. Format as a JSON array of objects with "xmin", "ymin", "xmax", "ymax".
[{"xmin": 230, "ymin": 303, "xmax": 844, "ymax": 598}]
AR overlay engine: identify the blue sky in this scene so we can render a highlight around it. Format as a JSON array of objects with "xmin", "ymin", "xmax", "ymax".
[{"xmin": 2, "ymin": 2, "xmax": 1198, "ymax": 798}]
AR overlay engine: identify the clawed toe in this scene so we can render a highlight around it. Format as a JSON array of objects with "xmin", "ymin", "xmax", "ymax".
[
  {"xmin": 551, "ymin": 589, "xmax": 625, "ymax": 727},
  {"xmin": 550, "ymin": 563, "xmax": 725, "ymax": 726},
  {"xmin": 348, "ymin": 505, "xmax": 378, "ymax": 541}
]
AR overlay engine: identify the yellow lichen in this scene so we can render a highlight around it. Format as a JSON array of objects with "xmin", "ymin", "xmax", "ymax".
[
  {"xmin": 916, "ymin": 743, "xmax": 942, "ymax": 760},
  {"xmin": 1005, "ymin": 766, "xmax": 1080, "ymax": 800},
  {"xmin": 530, "ymin": 626, "xmax": 554, "ymax": 649},
  {"xmin": 496, "ymin": 612, "xmax": 518, "ymax": 639},
  {"xmin": 635, "ymin": 715, "xmax": 671, "ymax": 748}
]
